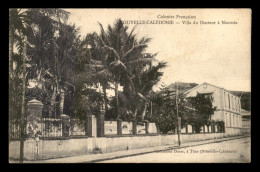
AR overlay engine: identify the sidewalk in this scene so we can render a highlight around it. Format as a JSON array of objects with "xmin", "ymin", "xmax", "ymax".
[{"xmin": 14, "ymin": 135, "xmax": 250, "ymax": 163}]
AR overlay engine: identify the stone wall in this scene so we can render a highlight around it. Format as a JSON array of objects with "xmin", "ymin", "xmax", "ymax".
[
  {"xmin": 9, "ymin": 129, "xmax": 243, "ymax": 161},
  {"xmin": 224, "ymin": 127, "xmax": 243, "ymax": 137}
]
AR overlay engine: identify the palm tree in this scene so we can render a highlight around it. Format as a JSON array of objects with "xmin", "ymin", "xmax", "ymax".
[
  {"xmin": 9, "ymin": 8, "xmax": 72, "ymax": 163},
  {"xmin": 9, "ymin": 9, "xmax": 29, "ymax": 79},
  {"xmin": 78, "ymin": 19, "xmax": 156, "ymax": 119},
  {"xmin": 25, "ymin": 9, "xmax": 79, "ymax": 117},
  {"xmin": 132, "ymin": 61, "xmax": 167, "ymax": 121},
  {"xmin": 76, "ymin": 33, "xmax": 113, "ymax": 114}
]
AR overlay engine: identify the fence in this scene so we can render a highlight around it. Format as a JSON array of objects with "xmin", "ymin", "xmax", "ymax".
[
  {"xmin": 9, "ymin": 117, "xmax": 224, "ymax": 141},
  {"xmin": 180, "ymin": 123, "xmax": 225, "ymax": 134},
  {"xmin": 70, "ymin": 118, "xmax": 85, "ymax": 136},
  {"xmin": 9, "ymin": 119, "xmax": 21, "ymax": 140},
  {"xmin": 104, "ymin": 120, "xmax": 157, "ymax": 136},
  {"xmin": 9, "ymin": 117, "xmax": 87, "ymax": 141},
  {"xmin": 41, "ymin": 118, "xmax": 62, "ymax": 138}
]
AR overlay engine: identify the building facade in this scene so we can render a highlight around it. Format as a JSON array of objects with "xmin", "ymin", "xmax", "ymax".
[{"xmin": 184, "ymin": 82, "xmax": 242, "ymax": 131}]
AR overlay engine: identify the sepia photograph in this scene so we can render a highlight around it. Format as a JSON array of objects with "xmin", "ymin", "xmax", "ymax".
[{"xmin": 8, "ymin": 8, "xmax": 251, "ymax": 163}]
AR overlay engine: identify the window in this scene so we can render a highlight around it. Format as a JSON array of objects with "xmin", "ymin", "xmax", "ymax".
[
  {"xmin": 204, "ymin": 93, "xmax": 213, "ymax": 99},
  {"xmin": 233, "ymin": 97, "xmax": 235, "ymax": 110},
  {"xmin": 224, "ymin": 92, "xmax": 226, "ymax": 108},
  {"xmin": 230, "ymin": 114, "xmax": 232, "ymax": 127},
  {"xmin": 226, "ymin": 114, "xmax": 228, "ymax": 127},
  {"xmin": 225, "ymin": 113, "xmax": 227, "ymax": 126},
  {"xmin": 228, "ymin": 94, "xmax": 230, "ymax": 109},
  {"xmin": 238, "ymin": 99, "xmax": 240, "ymax": 112},
  {"xmin": 235, "ymin": 98, "xmax": 237, "ymax": 111}
]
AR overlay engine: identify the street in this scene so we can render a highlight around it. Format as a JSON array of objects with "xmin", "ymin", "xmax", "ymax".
[{"xmin": 98, "ymin": 137, "xmax": 251, "ymax": 163}]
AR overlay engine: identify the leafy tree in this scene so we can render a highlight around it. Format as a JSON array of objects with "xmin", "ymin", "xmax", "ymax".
[
  {"xmin": 146, "ymin": 86, "xmax": 178, "ymax": 134},
  {"xmin": 131, "ymin": 61, "xmax": 167, "ymax": 121},
  {"xmin": 231, "ymin": 91, "xmax": 251, "ymax": 111},
  {"xmin": 180, "ymin": 94, "xmax": 217, "ymax": 132},
  {"xmin": 9, "ymin": 9, "xmax": 31, "ymax": 120},
  {"xmin": 24, "ymin": 9, "xmax": 80, "ymax": 117},
  {"xmin": 75, "ymin": 33, "xmax": 113, "ymax": 114},
  {"xmin": 146, "ymin": 86, "xmax": 217, "ymax": 134},
  {"xmin": 73, "ymin": 82, "xmax": 103, "ymax": 123}
]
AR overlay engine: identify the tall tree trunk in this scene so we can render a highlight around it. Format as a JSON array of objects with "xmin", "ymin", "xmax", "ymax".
[
  {"xmin": 133, "ymin": 108, "xmax": 138, "ymax": 121},
  {"xmin": 9, "ymin": 27, "xmax": 14, "ymax": 81},
  {"xmin": 115, "ymin": 81, "xmax": 119, "ymax": 119},
  {"xmin": 9, "ymin": 25, "xmax": 14, "ymax": 147},
  {"xmin": 102, "ymin": 84, "xmax": 108, "ymax": 112},
  {"xmin": 59, "ymin": 88, "xmax": 65, "ymax": 115},
  {"xmin": 50, "ymin": 84, "xmax": 57, "ymax": 117},
  {"xmin": 20, "ymin": 38, "xmax": 27, "ymax": 163},
  {"xmin": 141, "ymin": 103, "xmax": 148, "ymax": 121}
]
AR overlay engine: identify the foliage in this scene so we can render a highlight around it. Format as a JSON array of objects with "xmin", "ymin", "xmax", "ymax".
[
  {"xmin": 215, "ymin": 120, "xmax": 225, "ymax": 132},
  {"xmin": 145, "ymin": 87, "xmax": 178, "ymax": 134},
  {"xmin": 182, "ymin": 94, "xmax": 217, "ymax": 125},
  {"xmin": 77, "ymin": 19, "xmax": 158, "ymax": 120},
  {"xmin": 145, "ymin": 85, "xmax": 217, "ymax": 134},
  {"xmin": 9, "ymin": 9, "xmax": 81, "ymax": 120},
  {"xmin": 73, "ymin": 83, "xmax": 104, "ymax": 123},
  {"xmin": 9, "ymin": 10, "xmax": 173, "ymax": 142},
  {"xmin": 9, "ymin": 77, "xmax": 23, "ymax": 120},
  {"xmin": 230, "ymin": 91, "xmax": 251, "ymax": 111},
  {"xmin": 26, "ymin": 119, "xmax": 42, "ymax": 139}
]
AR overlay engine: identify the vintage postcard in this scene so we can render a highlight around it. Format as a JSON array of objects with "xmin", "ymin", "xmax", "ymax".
[{"xmin": 9, "ymin": 8, "xmax": 251, "ymax": 163}]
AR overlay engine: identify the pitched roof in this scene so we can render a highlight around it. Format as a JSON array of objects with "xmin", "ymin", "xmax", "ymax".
[{"xmin": 184, "ymin": 82, "xmax": 240, "ymax": 99}]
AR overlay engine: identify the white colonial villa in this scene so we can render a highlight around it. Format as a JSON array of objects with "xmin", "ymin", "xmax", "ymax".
[{"xmin": 184, "ymin": 82, "xmax": 242, "ymax": 135}]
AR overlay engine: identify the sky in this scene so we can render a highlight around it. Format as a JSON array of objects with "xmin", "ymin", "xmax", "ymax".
[{"xmin": 64, "ymin": 9, "xmax": 251, "ymax": 92}]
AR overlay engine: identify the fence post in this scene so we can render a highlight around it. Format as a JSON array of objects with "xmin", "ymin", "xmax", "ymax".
[
  {"xmin": 186, "ymin": 124, "xmax": 188, "ymax": 134},
  {"xmin": 85, "ymin": 114, "xmax": 92, "ymax": 137},
  {"xmin": 117, "ymin": 119, "xmax": 122, "ymax": 135},
  {"xmin": 97, "ymin": 110, "xmax": 105, "ymax": 137},
  {"xmin": 132, "ymin": 120, "xmax": 137, "ymax": 135},
  {"xmin": 60, "ymin": 114, "xmax": 70, "ymax": 138},
  {"xmin": 26, "ymin": 99, "xmax": 44, "ymax": 138},
  {"xmin": 192, "ymin": 125, "xmax": 195, "ymax": 133},
  {"xmin": 203, "ymin": 125, "xmax": 205, "ymax": 133},
  {"xmin": 145, "ymin": 120, "xmax": 149, "ymax": 134},
  {"xmin": 212, "ymin": 122, "xmax": 215, "ymax": 133}
]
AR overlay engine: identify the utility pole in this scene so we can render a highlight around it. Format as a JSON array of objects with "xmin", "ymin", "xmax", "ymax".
[
  {"xmin": 151, "ymin": 102, "xmax": 152, "ymax": 116},
  {"xmin": 20, "ymin": 37, "xmax": 27, "ymax": 163},
  {"xmin": 176, "ymin": 82, "xmax": 181, "ymax": 146}
]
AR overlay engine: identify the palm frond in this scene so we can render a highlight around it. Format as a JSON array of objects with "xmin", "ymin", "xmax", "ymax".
[
  {"xmin": 140, "ymin": 80, "xmax": 157, "ymax": 93},
  {"xmin": 76, "ymin": 68, "xmax": 111, "ymax": 80},
  {"xmin": 102, "ymin": 44, "xmax": 121, "ymax": 60},
  {"xmin": 126, "ymin": 57, "xmax": 158, "ymax": 65},
  {"xmin": 139, "ymin": 37, "xmax": 152, "ymax": 44},
  {"xmin": 97, "ymin": 22, "xmax": 108, "ymax": 43},
  {"xmin": 89, "ymin": 59, "xmax": 104, "ymax": 65},
  {"xmin": 109, "ymin": 60, "xmax": 127, "ymax": 71},
  {"xmin": 137, "ymin": 92, "xmax": 147, "ymax": 101},
  {"xmin": 126, "ymin": 25, "xmax": 137, "ymax": 44},
  {"xmin": 85, "ymin": 64, "xmax": 105, "ymax": 70},
  {"xmin": 122, "ymin": 44, "xmax": 148, "ymax": 60}
]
